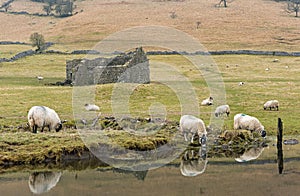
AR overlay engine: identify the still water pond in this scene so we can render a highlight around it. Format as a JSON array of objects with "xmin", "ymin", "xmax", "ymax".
[{"xmin": 1, "ymin": 139, "xmax": 300, "ymax": 196}]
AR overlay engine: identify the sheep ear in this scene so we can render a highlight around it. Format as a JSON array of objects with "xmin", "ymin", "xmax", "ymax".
[{"xmin": 61, "ymin": 120, "xmax": 67, "ymax": 124}]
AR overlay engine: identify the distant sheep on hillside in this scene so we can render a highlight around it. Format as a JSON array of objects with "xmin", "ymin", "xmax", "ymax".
[
  {"xmin": 238, "ymin": 82, "xmax": 245, "ymax": 86},
  {"xmin": 214, "ymin": 104, "xmax": 230, "ymax": 117},
  {"xmin": 84, "ymin": 103, "xmax": 100, "ymax": 111},
  {"xmin": 263, "ymin": 100, "xmax": 279, "ymax": 111},
  {"xmin": 201, "ymin": 96, "xmax": 213, "ymax": 106}
]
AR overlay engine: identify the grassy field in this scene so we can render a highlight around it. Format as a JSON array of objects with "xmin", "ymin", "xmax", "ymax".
[
  {"xmin": 0, "ymin": 0, "xmax": 300, "ymax": 166},
  {"xmin": 0, "ymin": 53, "xmax": 299, "ymax": 135},
  {"xmin": 1, "ymin": 52, "xmax": 299, "ymax": 165}
]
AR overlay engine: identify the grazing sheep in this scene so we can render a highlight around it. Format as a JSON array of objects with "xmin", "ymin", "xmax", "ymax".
[
  {"xmin": 214, "ymin": 104, "xmax": 230, "ymax": 117},
  {"xmin": 238, "ymin": 82, "xmax": 245, "ymax": 86},
  {"xmin": 234, "ymin": 113, "xmax": 266, "ymax": 137},
  {"xmin": 84, "ymin": 103, "xmax": 100, "ymax": 111},
  {"xmin": 235, "ymin": 146, "xmax": 265, "ymax": 162},
  {"xmin": 28, "ymin": 106, "xmax": 64, "ymax": 133},
  {"xmin": 201, "ymin": 96, "xmax": 213, "ymax": 106},
  {"xmin": 263, "ymin": 100, "xmax": 279, "ymax": 111},
  {"xmin": 29, "ymin": 171, "xmax": 62, "ymax": 194},
  {"xmin": 36, "ymin": 76, "xmax": 44, "ymax": 81},
  {"xmin": 180, "ymin": 149, "xmax": 208, "ymax": 177},
  {"xmin": 180, "ymin": 115, "xmax": 207, "ymax": 144}
]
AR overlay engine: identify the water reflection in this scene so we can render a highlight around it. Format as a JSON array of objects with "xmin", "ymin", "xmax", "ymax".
[
  {"xmin": 97, "ymin": 167, "xmax": 148, "ymax": 181},
  {"xmin": 28, "ymin": 171, "xmax": 62, "ymax": 194},
  {"xmin": 1, "ymin": 139, "xmax": 300, "ymax": 196},
  {"xmin": 235, "ymin": 145, "xmax": 265, "ymax": 163},
  {"xmin": 180, "ymin": 146, "xmax": 208, "ymax": 177}
]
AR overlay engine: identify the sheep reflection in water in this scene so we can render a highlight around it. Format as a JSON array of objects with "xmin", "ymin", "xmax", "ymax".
[
  {"xmin": 28, "ymin": 171, "xmax": 62, "ymax": 194},
  {"xmin": 180, "ymin": 147, "xmax": 208, "ymax": 177},
  {"xmin": 235, "ymin": 145, "xmax": 265, "ymax": 162}
]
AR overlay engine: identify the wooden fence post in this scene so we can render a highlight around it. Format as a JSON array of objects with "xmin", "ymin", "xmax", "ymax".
[{"xmin": 277, "ymin": 118, "xmax": 283, "ymax": 174}]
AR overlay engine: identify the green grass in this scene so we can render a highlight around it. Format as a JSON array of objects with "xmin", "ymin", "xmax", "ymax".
[
  {"xmin": 1, "ymin": 52, "xmax": 300, "ymax": 166},
  {"xmin": 1, "ymin": 53, "xmax": 300, "ymax": 135},
  {"xmin": 0, "ymin": 131, "xmax": 87, "ymax": 165},
  {"xmin": 0, "ymin": 45, "xmax": 32, "ymax": 59}
]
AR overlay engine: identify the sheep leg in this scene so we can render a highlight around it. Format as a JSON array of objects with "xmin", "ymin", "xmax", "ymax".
[
  {"xmin": 200, "ymin": 134, "xmax": 207, "ymax": 145},
  {"xmin": 191, "ymin": 150, "xmax": 194, "ymax": 158},
  {"xmin": 41, "ymin": 126, "xmax": 44, "ymax": 132},
  {"xmin": 191, "ymin": 133, "xmax": 195, "ymax": 143},
  {"xmin": 183, "ymin": 151, "xmax": 189, "ymax": 160},
  {"xmin": 200, "ymin": 145, "xmax": 207, "ymax": 159},
  {"xmin": 183, "ymin": 132, "xmax": 188, "ymax": 142},
  {"xmin": 32, "ymin": 125, "xmax": 37, "ymax": 134}
]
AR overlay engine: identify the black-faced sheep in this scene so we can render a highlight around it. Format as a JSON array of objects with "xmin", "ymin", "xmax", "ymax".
[
  {"xmin": 28, "ymin": 106, "xmax": 64, "ymax": 133},
  {"xmin": 214, "ymin": 104, "xmax": 230, "ymax": 117},
  {"xmin": 84, "ymin": 103, "xmax": 100, "ymax": 111},
  {"xmin": 233, "ymin": 113, "xmax": 266, "ymax": 137},
  {"xmin": 263, "ymin": 100, "xmax": 279, "ymax": 111},
  {"xmin": 201, "ymin": 96, "xmax": 213, "ymax": 106},
  {"xmin": 238, "ymin": 82, "xmax": 245, "ymax": 86},
  {"xmin": 180, "ymin": 115, "xmax": 207, "ymax": 144}
]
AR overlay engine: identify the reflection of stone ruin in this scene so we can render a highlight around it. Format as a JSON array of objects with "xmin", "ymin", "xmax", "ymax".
[{"xmin": 66, "ymin": 47, "xmax": 150, "ymax": 85}]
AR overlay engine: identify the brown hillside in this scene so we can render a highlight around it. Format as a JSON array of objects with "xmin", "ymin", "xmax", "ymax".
[{"xmin": 0, "ymin": 0, "xmax": 299, "ymax": 51}]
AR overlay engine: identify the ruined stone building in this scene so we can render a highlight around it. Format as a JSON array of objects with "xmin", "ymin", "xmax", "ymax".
[{"xmin": 66, "ymin": 47, "xmax": 150, "ymax": 85}]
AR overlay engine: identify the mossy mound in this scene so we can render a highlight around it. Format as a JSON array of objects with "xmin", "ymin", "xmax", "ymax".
[
  {"xmin": 209, "ymin": 130, "xmax": 268, "ymax": 159},
  {"xmin": 0, "ymin": 131, "xmax": 88, "ymax": 167}
]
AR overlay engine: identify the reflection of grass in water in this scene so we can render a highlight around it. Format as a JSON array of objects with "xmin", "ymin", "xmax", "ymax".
[{"xmin": 209, "ymin": 129, "xmax": 269, "ymax": 159}]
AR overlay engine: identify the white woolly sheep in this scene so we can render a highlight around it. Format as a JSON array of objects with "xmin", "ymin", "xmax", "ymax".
[
  {"xmin": 28, "ymin": 106, "xmax": 64, "ymax": 133},
  {"xmin": 180, "ymin": 115, "xmax": 207, "ymax": 144},
  {"xmin": 214, "ymin": 104, "xmax": 230, "ymax": 117},
  {"xmin": 201, "ymin": 96, "xmax": 213, "ymax": 106},
  {"xmin": 29, "ymin": 171, "xmax": 62, "ymax": 194},
  {"xmin": 263, "ymin": 100, "xmax": 279, "ymax": 111},
  {"xmin": 36, "ymin": 76, "xmax": 44, "ymax": 81},
  {"xmin": 234, "ymin": 113, "xmax": 266, "ymax": 137},
  {"xmin": 235, "ymin": 146, "xmax": 265, "ymax": 162},
  {"xmin": 84, "ymin": 103, "xmax": 100, "ymax": 111},
  {"xmin": 238, "ymin": 82, "xmax": 245, "ymax": 86},
  {"xmin": 180, "ymin": 149, "xmax": 208, "ymax": 177}
]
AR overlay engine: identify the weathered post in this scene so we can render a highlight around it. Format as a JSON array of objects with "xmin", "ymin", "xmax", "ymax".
[{"xmin": 277, "ymin": 118, "xmax": 283, "ymax": 174}]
